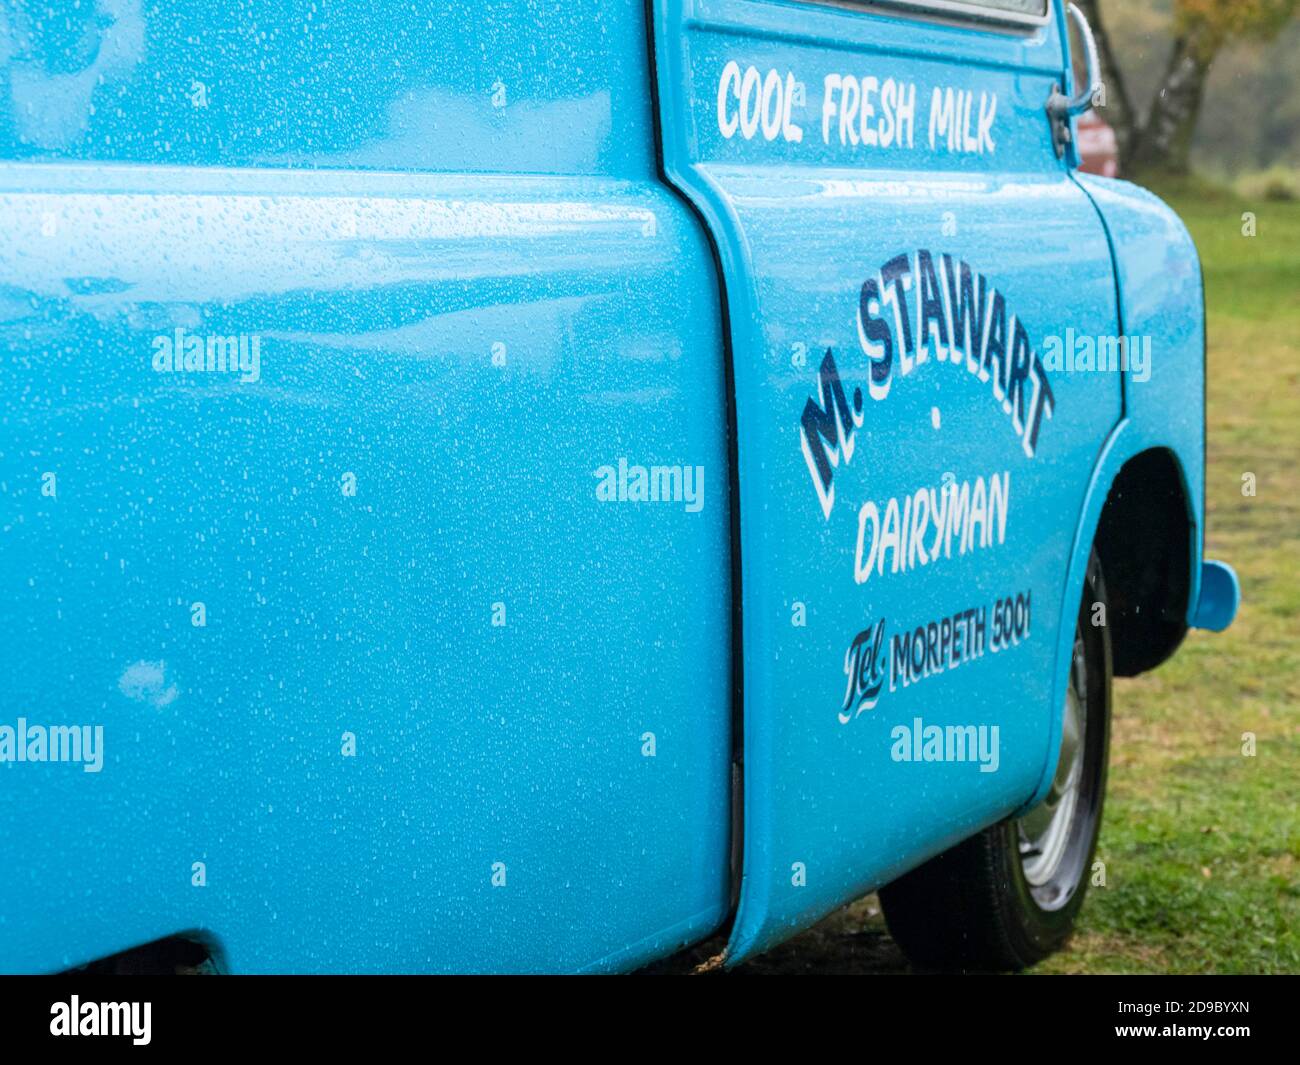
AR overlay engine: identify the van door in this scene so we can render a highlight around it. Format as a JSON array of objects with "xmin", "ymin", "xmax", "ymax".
[
  {"xmin": 649, "ymin": 0, "xmax": 1121, "ymax": 962},
  {"xmin": 0, "ymin": 0, "xmax": 733, "ymax": 974}
]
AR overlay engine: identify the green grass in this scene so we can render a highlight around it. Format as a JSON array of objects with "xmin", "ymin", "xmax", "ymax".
[{"xmin": 1032, "ymin": 180, "xmax": 1300, "ymax": 974}]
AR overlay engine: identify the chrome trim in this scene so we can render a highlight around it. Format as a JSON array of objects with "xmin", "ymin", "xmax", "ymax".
[
  {"xmin": 809, "ymin": 0, "xmax": 1052, "ymax": 29},
  {"xmin": 1049, "ymin": 2, "xmax": 1102, "ymax": 116}
]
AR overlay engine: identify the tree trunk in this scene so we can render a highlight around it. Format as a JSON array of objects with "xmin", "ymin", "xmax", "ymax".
[
  {"xmin": 1130, "ymin": 33, "xmax": 1214, "ymax": 175},
  {"xmin": 1073, "ymin": 0, "xmax": 1139, "ymax": 161}
]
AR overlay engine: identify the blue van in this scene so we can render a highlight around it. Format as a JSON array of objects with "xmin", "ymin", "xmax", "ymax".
[{"xmin": 0, "ymin": 0, "xmax": 1237, "ymax": 973}]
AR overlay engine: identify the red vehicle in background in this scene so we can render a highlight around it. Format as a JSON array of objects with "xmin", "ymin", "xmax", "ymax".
[{"xmin": 1077, "ymin": 110, "xmax": 1120, "ymax": 177}]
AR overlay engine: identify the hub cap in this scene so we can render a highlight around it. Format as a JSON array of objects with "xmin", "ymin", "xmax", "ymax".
[{"xmin": 1017, "ymin": 633, "xmax": 1088, "ymax": 902}]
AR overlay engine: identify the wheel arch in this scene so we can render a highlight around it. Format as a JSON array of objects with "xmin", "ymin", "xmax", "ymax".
[
  {"xmin": 1093, "ymin": 447, "xmax": 1195, "ymax": 677},
  {"xmin": 1021, "ymin": 424, "xmax": 1202, "ymax": 814}
]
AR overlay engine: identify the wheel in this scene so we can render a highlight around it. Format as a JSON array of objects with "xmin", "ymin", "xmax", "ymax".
[{"xmin": 879, "ymin": 553, "xmax": 1112, "ymax": 972}]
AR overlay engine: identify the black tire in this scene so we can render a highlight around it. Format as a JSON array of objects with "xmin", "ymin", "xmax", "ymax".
[{"xmin": 879, "ymin": 553, "xmax": 1112, "ymax": 972}]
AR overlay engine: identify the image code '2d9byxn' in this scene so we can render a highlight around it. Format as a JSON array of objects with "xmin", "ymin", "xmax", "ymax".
[{"xmin": 0, "ymin": 0, "xmax": 1239, "ymax": 974}]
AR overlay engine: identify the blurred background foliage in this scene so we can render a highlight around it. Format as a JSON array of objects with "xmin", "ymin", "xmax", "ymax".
[{"xmin": 1079, "ymin": 0, "xmax": 1300, "ymax": 194}]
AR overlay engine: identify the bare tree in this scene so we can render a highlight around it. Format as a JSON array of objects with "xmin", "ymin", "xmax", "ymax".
[{"xmin": 1079, "ymin": 0, "xmax": 1298, "ymax": 175}]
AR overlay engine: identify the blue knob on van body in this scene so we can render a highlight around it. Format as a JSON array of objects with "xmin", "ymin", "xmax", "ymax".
[{"xmin": 1193, "ymin": 560, "xmax": 1241, "ymax": 633}]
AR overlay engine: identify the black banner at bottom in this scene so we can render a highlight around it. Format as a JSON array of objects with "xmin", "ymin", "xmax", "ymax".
[{"xmin": 0, "ymin": 973, "xmax": 1291, "ymax": 1054}]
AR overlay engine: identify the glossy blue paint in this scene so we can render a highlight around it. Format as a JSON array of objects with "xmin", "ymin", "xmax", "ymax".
[
  {"xmin": 1075, "ymin": 172, "xmax": 1208, "ymax": 566},
  {"xmin": 0, "ymin": 1, "xmax": 733, "ymax": 973},
  {"xmin": 1193, "ymin": 561, "xmax": 1240, "ymax": 633},
  {"xmin": 0, "ymin": 0, "xmax": 1234, "ymax": 975},
  {"xmin": 0, "ymin": 1, "xmax": 656, "ymax": 177}
]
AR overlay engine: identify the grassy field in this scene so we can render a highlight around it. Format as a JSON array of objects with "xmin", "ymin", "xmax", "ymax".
[{"xmin": 706, "ymin": 182, "xmax": 1300, "ymax": 976}]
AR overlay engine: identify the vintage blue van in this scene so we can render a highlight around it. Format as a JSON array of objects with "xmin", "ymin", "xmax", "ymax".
[{"xmin": 0, "ymin": 0, "xmax": 1239, "ymax": 974}]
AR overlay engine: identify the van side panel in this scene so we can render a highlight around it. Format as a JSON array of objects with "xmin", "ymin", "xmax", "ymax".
[
  {"xmin": 650, "ymin": 0, "xmax": 1122, "ymax": 962},
  {"xmin": 0, "ymin": 1, "xmax": 732, "ymax": 973},
  {"xmin": 1074, "ymin": 173, "xmax": 1207, "ymax": 615}
]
